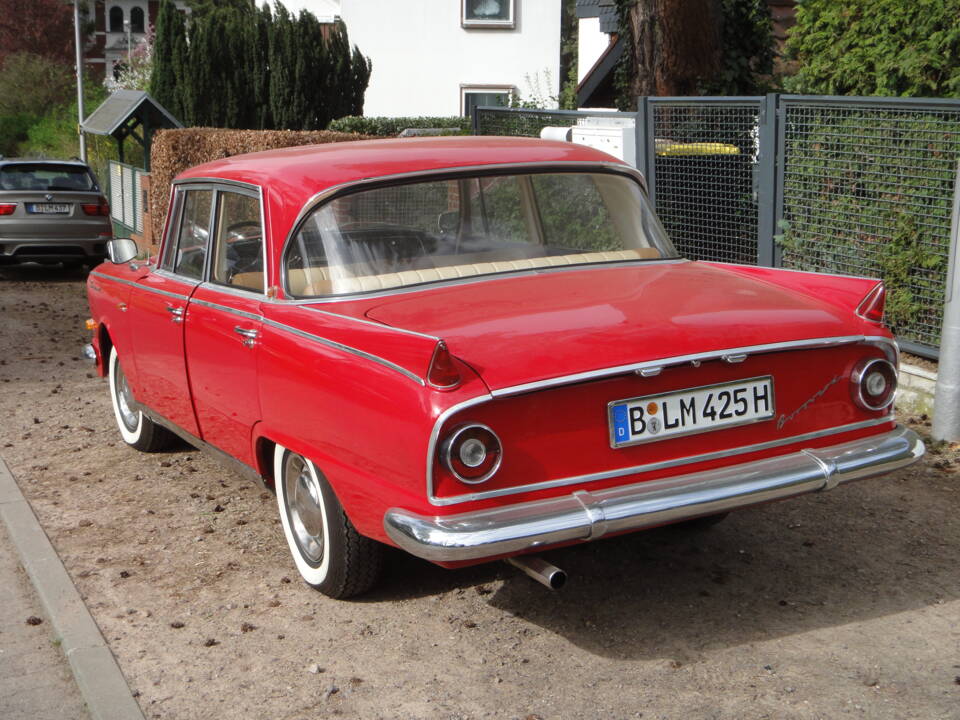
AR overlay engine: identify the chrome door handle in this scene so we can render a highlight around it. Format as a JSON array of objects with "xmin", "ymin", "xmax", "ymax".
[
  {"xmin": 233, "ymin": 326, "xmax": 259, "ymax": 347},
  {"xmin": 166, "ymin": 305, "xmax": 184, "ymax": 323}
]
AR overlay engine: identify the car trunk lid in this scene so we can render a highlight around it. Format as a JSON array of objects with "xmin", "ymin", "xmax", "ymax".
[{"xmin": 363, "ymin": 261, "xmax": 866, "ymax": 392}]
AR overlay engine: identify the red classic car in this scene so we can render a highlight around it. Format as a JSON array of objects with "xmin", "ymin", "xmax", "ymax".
[{"xmin": 85, "ymin": 137, "xmax": 924, "ymax": 598}]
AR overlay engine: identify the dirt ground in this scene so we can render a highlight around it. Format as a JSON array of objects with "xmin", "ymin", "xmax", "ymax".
[{"xmin": 1, "ymin": 264, "xmax": 959, "ymax": 720}]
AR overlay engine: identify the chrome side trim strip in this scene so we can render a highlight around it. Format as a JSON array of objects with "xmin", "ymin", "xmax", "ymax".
[
  {"xmin": 139, "ymin": 406, "xmax": 266, "ymax": 489},
  {"xmin": 388, "ymin": 426, "xmax": 924, "ymax": 561},
  {"xmin": 190, "ymin": 297, "xmax": 262, "ymax": 323},
  {"xmin": 428, "ymin": 416, "xmax": 892, "ymax": 506},
  {"xmin": 88, "ymin": 270, "xmax": 192, "ymax": 301},
  {"xmin": 299, "ymin": 305, "xmax": 441, "ymax": 341},
  {"xmin": 260, "ymin": 317, "xmax": 426, "ymax": 386},
  {"xmin": 492, "ymin": 335, "xmax": 895, "ymax": 398},
  {"xmin": 190, "ymin": 296, "xmax": 426, "ymax": 385}
]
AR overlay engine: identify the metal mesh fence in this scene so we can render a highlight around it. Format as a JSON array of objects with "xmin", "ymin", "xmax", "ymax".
[
  {"xmin": 778, "ymin": 101, "xmax": 960, "ymax": 350},
  {"xmin": 471, "ymin": 98, "xmax": 960, "ymax": 355},
  {"xmin": 649, "ymin": 102, "xmax": 762, "ymax": 264}
]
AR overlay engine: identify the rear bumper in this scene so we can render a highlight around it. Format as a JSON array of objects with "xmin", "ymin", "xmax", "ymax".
[
  {"xmin": 0, "ymin": 237, "xmax": 109, "ymax": 263},
  {"xmin": 384, "ymin": 425, "xmax": 924, "ymax": 562}
]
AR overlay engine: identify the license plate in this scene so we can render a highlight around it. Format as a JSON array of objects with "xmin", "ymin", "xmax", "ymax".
[
  {"xmin": 27, "ymin": 203, "xmax": 70, "ymax": 214},
  {"xmin": 608, "ymin": 376, "xmax": 775, "ymax": 448}
]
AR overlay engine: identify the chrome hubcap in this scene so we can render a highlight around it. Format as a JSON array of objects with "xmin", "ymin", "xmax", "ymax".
[
  {"xmin": 284, "ymin": 454, "xmax": 325, "ymax": 563},
  {"xmin": 114, "ymin": 362, "xmax": 138, "ymax": 430}
]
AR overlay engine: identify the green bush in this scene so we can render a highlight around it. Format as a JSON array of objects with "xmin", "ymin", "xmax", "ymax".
[
  {"xmin": 0, "ymin": 114, "xmax": 34, "ymax": 157},
  {"xmin": 327, "ymin": 116, "xmax": 471, "ymax": 136},
  {"xmin": 775, "ymin": 110, "xmax": 955, "ymax": 346},
  {"xmin": 785, "ymin": 0, "xmax": 960, "ymax": 97}
]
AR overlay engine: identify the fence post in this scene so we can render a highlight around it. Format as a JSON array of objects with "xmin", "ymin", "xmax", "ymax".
[
  {"xmin": 471, "ymin": 106, "xmax": 480, "ymax": 135},
  {"xmin": 756, "ymin": 93, "xmax": 779, "ymax": 267},
  {"xmin": 932, "ymin": 160, "xmax": 960, "ymax": 442},
  {"xmin": 635, "ymin": 96, "xmax": 650, "ymax": 182}
]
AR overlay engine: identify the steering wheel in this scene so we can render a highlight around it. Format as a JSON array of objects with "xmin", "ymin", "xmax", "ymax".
[{"xmin": 226, "ymin": 220, "xmax": 261, "ymax": 242}]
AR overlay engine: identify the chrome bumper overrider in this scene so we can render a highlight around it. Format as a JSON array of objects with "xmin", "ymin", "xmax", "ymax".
[{"xmin": 384, "ymin": 426, "xmax": 924, "ymax": 562}]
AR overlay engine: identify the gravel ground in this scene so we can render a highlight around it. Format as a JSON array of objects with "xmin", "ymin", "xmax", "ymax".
[{"xmin": 1, "ymin": 264, "xmax": 959, "ymax": 720}]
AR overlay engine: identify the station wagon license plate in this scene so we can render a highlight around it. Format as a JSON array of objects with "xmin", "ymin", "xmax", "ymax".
[
  {"xmin": 27, "ymin": 203, "xmax": 70, "ymax": 214},
  {"xmin": 609, "ymin": 376, "xmax": 775, "ymax": 448}
]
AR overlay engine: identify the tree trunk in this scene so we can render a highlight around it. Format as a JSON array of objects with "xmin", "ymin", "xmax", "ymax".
[{"xmin": 625, "ymin": 0, "xmax": 723, "ymax": 98}]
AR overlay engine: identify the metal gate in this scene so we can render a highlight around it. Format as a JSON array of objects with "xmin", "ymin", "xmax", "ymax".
[{"xmin": 475, "ymin": 96, "xmax": 960, "ymax": 357}]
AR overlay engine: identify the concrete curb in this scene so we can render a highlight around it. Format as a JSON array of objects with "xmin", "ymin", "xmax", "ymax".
[{"xmin": 0, "ymin": 456, "xmax": 145, "ymax": 720}]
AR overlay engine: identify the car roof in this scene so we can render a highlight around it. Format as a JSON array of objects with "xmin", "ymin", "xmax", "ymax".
[
  {"xmin": 0, "ymin": 158, "xmax": 91, "ymax": 168},
  {"xmin": 176, "ymin": 136, "xmax": 629, "ymax": 222}
]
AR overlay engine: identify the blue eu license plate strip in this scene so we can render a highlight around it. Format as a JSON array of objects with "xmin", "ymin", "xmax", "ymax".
[{"xmin": 608, "ymin": 376, "xmax": 775, "ymax": 448}]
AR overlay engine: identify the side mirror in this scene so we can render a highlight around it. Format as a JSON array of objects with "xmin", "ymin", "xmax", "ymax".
[
  {"xmin": 106, "ymin": 238, "xmax": 140, "ymax": 265},
  {"xmin": 437, "ymin": 210, "xmax": 460, "ymax": 235}
]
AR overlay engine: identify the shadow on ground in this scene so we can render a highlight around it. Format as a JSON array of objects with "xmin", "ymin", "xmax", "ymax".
[{"xmin": 371, "ymin": 470, "xmax": 957, "ymax": 661}]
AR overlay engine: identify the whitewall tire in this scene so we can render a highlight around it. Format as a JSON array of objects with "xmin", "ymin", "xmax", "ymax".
[
  {"xmin": 274, "ymin": 444, "xmax": 382, "ymax": 598},
  {"xmin": 107, "ymin": 346, "xmax": 173, "ymax": 452}
]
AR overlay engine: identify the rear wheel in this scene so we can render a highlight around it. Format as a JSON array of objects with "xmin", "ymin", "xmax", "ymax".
[
  {"xmin": 108, "ymin": 346, "xmax": 174, "ymax": 452},
  {"xmin": 274, "ymin": 445, "xmax": 383, "ymax": 598}
]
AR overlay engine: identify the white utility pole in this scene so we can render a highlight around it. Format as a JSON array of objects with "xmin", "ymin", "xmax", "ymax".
[
  {"xmin": 73, "ymin": 0, "xmax": 87, "ymax": 162},
  {"xmin": 932, "ymin": 160, "xmax": 960, "ymax": 442}
]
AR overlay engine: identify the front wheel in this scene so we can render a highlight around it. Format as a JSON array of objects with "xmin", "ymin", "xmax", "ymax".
[
  {"xmin": 274, "ymin": 445, "xmax": 383, "ymax": 598},
  {"xmin": 108, "ymin": 346, "xmax": 174, "ymax": 452}
]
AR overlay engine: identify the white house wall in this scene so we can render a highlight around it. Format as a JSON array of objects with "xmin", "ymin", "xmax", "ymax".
[
  {"xmin": 336, "ymin": 0, "xmax": 561, "ymax": 117},
  {"xmin": 577, "ymin": 16, "xmax": 608, "ymax": 83}
]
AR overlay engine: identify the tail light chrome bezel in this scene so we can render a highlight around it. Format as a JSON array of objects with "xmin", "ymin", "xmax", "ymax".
[
  {"xmin": 441, "ymin": 423, "xmax": 503, "ymax": 485},
  {"xmin": 851, "ymin": 357, "xmax": 897, "ymax": 411}
]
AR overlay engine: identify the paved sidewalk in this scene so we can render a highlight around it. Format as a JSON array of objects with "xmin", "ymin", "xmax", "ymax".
[
  {"xmin": 0, "ymin": 456, "xmax": 144, "ymax": 720},
  {"xmin": 0, "ymin": 520, "xmax": 89, "ymax": 720}
]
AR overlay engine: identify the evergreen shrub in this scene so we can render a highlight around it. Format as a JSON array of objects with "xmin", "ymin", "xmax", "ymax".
[{"xmin": 327, "ymin": 116, "xmax": 471, "ymax": 136}]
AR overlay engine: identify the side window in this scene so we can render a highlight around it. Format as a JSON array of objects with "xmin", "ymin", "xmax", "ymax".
[
  {"xmin": 211, "ymin": 191, "xmax": 263, "ymax": 292},
  {"xmin": 172, "ymin": 189, "xmax": 213, "ymax": 280}
]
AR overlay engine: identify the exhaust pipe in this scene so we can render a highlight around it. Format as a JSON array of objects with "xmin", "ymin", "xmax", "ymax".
[{"xmin": 506, "ymin": 556, "xmax": 566, "ymax": 590}]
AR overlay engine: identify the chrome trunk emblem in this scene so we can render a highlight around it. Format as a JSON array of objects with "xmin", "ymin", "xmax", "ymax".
[{"xmin": 44, "ymin": 193, "xmax": 53, "ymax": 201}]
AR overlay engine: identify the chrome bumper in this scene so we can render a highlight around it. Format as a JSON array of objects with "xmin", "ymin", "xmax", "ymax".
[{"xmin": 384, "ymin": 425, "xmax": 924, "ymax": 562}]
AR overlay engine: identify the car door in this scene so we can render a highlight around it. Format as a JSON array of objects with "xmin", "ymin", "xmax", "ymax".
[
  {"xmin": 184, "ymin": 186, "xmax": 265, "ymax": 467},
  {"xmin": 127, "ymin": 185, "xmax": 214, "ymax": 437}
]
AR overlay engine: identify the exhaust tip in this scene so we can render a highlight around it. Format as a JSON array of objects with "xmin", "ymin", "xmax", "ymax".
[{"xmin": 506, "ymin": 556, "xmax": 566, "ymax": 590}]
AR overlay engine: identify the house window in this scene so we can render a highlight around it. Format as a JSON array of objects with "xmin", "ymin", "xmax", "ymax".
[
  {"xmin": 461, "ymin": 0, "xmax": 515, "ymax": 28},
  {"xmin": 461, "ymin": 86, "xmax": 513, "ymax": 117},
  {"xmin": 108, "ymin": 6, "xmax": 123, "ymax": 32},
  {"xmin": 130, "ymin": 6, "xmax": 145, "ymax": 33}
]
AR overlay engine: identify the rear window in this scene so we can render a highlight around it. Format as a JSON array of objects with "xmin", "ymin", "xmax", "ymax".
[{"xmin": 0, "ymin": 164, "xmax": 97, "ymax": 191}]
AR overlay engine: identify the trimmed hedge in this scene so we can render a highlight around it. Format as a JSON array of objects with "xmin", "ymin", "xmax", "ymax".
[
  {"xmin": 327, "ymin": 116, "xmax": 471, "ymax": 136},
  {"xmin": 150, "ymin": 128, "xmax": 373, "ymax": 240}
]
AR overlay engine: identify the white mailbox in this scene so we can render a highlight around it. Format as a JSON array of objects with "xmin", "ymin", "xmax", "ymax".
[{"xmin": 540, "ymin": 115, "xmax": 637, "ymax": 167}]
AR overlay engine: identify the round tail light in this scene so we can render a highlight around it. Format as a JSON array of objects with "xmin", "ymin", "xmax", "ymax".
[
  {"xmin": 852, "ymin": 358, "xmax": 897, "ymax": 411},
  {"xmin": 441, "ymin": 424, "xmax": 502, "ymax": 484}
]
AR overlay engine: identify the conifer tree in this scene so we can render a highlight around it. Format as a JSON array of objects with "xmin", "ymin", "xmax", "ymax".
[{"xmin": 150, "ymin": 0, "xmax": 188, "ymax": 120}]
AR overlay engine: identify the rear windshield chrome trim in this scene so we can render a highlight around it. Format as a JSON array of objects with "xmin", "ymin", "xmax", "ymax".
[
  {"xmin": 273, "ymin": 258, "xmax": 689, "ymax": 305},
  {"xmin": 279, "ymin": 161, "xmax": 670, "ymax": 301},
  {"xmin": 426, "ymin": 334, "xmax": 898, "ymax": 505}
]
